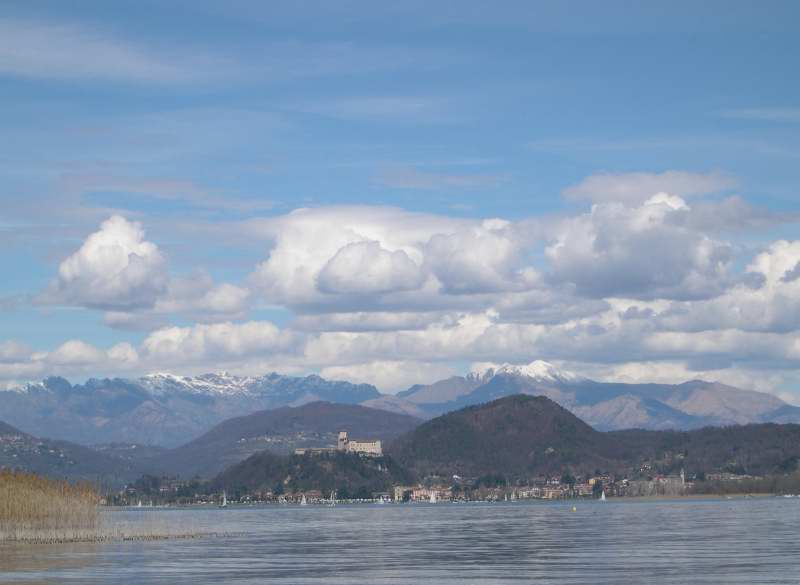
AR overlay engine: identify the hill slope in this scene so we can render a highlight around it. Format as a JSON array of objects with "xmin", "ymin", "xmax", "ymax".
[
  {"xmin": 211, "ymin": 451, "xmax": 411, "ymax": 499},
  {"xmin": 0, "ymin": 419, "xmax": 138, "ymax": 486},
  {"xmin": 388, "ymin": 395, "xmax": 619, "ymax": 480},
  {"xmin": 388, "ymin": 395, "xmax": 800, "ymax": 482},
  {"xmin": 147, "ymin": 401, "xmax": 421, "ymax": 478}
]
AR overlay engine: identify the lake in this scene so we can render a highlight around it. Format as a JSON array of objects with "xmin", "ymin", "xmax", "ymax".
[{"xmin": 1, "ymin": 498, "xmax": 799, "ymax": 584}]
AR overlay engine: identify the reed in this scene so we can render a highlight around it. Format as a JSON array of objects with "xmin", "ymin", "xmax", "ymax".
[{"xmin": 0, "ymin": 470, "xmax": 99, "ymax": 543}]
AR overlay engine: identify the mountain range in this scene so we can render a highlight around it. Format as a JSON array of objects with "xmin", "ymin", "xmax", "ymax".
[
  {"xmin": 0, "ymin": 372, "xmax": 380, "ymax": 447},
  {"xmin": 391, "ymin": 361, "xmax": 800, "ymax": 430},
  {"xmin": 1, "ymin": 361, "xmax": 799, "ymax": 448}
]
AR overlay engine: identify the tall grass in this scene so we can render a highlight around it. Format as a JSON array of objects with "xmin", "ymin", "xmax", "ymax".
[
  {"xmin": 0, "ymin": 470, "xmax": 100, "ymax": 542},
  {"xmin": 0, "ymin": 470, "xmax": 219, "ymax": 544}
]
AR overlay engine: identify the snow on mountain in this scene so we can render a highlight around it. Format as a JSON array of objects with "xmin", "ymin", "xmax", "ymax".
[
  {"xmin": 471, "ymin": 360, "xmax": 585, "ymax": 384},
  {"xmin": 139, "ymin": 372, "xmax": 262, "ymax": 396}
]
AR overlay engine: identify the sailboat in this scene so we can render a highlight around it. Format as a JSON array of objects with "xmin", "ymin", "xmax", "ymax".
[
  {"xmin": 137, "ymin": 500, "xmax": 142, "ymax": 508},
  {"xmin": 330, "ymin": 490, "xmax": 336, "ymax": 507},
  {"xmin": 600, "ymin": 490, "xmax": 606, "ymax": 502},
  {"xmin": 429, "ymin": 491, "xmax": 437, "ymax": 504},
  {"xmin": 220, "ymin": 491, "xmax": 228, "ymax": 508},
  {"xmin": 300, "ymin": 494, "xmax": 308, "ymax": 506}
]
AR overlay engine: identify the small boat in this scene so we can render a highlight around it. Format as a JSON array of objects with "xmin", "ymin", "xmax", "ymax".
[
  {"xmin": 300, "ymin": 494, "xmax": 308, "ymax": 506},
  {"xmin": 220, "ymin": 491, "xmax": 228, "ymax": 508},
  {"xmin": 137, "ymin": 500, "xmax": 142, "ymax": 508},
  {"xmin": 429, "ymin": 491, "xmax": 437, "ymax": 504},
  {"xmin": 600, "ymin": 491, "xmax": 606, "ymax": 502},
  {"xmin": 330, "ymin": 491, "xmax": 336, "ymax": 507}
]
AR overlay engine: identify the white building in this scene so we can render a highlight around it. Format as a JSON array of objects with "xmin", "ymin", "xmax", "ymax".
[{"xmin": 337, "ymin": 431, "xmax": 382, "ymax": 456}]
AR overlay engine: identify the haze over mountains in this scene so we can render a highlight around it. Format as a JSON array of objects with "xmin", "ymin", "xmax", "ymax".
[{"xmin": 1, "ymin": 361, "xmax": 799, "ymax": 449}]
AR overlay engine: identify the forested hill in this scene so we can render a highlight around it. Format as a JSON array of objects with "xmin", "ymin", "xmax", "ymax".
[
  {"xmin": 211, "ymin": 451, "xmax": 412, "ymax": 500},
  {"xmin": 387, "ymin": 395, "xmax": 800, "ymax": 481},
  {"xmin": 145, "ymin": 401, "xmax": 420, "ymax": 479}
]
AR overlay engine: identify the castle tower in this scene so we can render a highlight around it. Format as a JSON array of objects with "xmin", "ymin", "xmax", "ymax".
[{"xmin": 337, "ymin": 431, "xmax": 349, "ymax": 451}]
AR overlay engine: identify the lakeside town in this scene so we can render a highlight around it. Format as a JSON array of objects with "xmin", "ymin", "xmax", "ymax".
[{"xmin": 108, "ymin": 429, "xmax": 776, "ymax": 507}]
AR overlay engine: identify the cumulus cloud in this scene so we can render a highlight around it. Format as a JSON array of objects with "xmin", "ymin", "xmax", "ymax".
[
  {"xmin": 318, "ymin": 241, "xmax": 424, "ymax": 294},
  {"xmin": 41, "ymin": 215, "xmax": 168, "ymax": 310},
  {"xmin": 545, "ymin": 195, "xmax": 733, "ymax": 299},
  {"xmin": 248, "ymin": 206, "xmax": 470, "ymax": 306},
  {"xmin": 656, "ymin": 240, "xmax": 800, "ymax": 333},
  {"xmin": 40, "ymin": 216, "xmax": 251, "ymax": 327},
  {"xmin": 562, "ymin": 170, "xmax": 736, "ymax": 205},
  {"xmin": 425, "ymin": 220, "xmax": 538, "ymax": 294},
  {"xmin": 248, "ymin": 207, "xmax": 541, "ymax": 312}
]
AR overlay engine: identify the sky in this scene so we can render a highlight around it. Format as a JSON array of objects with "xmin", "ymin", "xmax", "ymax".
[{"xmin": 2, "ymin": 0, "xmax": 800, "ymax": 400}]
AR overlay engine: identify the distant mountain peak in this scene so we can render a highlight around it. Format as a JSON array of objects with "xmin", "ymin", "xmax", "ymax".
[{"xmin": 471, "ymin": 360, "xmax": 584, "ymax": 384}]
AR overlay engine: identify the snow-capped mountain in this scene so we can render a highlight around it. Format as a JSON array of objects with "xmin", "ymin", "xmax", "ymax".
[
  {"xmin": 471, "ymin": 360, "xmax": 586, "ymax": 384},
  {"xmin": 3, "ymin": 361, "xmax": 800, "ymax": 448},
  {"xmin": 396, "ymin": 360, "xmax": 800, "ymax": 431},
  {"xmin": 140, "ymin": 372, "xmax": 261, "ymax": 396}
]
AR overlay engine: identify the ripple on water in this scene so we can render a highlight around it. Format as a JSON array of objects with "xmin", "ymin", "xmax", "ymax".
[{"xmin": 1, "ymin": 498, "xmax": 799, "ymax": 585}]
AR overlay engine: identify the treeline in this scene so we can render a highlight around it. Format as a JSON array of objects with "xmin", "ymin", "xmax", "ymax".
[{"xmin": 692, "ymin": 472, "xmax": 800, "ymax": 495}]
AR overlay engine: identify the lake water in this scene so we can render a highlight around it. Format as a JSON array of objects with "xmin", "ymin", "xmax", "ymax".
[{"xmin": 1, "ymin": 498, "xmax": 799, "ymax": 584}]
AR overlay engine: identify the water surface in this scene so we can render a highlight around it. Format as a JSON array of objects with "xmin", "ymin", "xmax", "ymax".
[{"xmin": 1, "ymin": 498, "xmax": 798, "ymax": 584}]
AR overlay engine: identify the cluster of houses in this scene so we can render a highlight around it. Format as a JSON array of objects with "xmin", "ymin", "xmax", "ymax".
[{"xmin": 392, "ymin": 470, "xmax": 692, "ymax": 503}]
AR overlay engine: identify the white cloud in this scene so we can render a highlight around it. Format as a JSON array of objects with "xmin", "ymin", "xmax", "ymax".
[
  {"xmin": 425, "ymin": 220, "xmax": 539, "ymax": 294},
  {"xmin": 320, "ymin": 360, "xmax": 456, "ymax": 393},
  {"xmin": 562, "ymin": 170, "xmax": 736, "ymax": 205},
  {"xmin": 248, "ymin": 206, "xmax": 471, "ymax": 306},
  {"xmin": 545, "ymin": 195, "xmax": 733, "ymax": 299},
  {"xmin": 40, "ymin": 216, "xmax": 251, "ymax": 325},
  {"xmin": 317, "ymin": 241, "xmax": 424, "ymax": 294},
  {"xmin": 141, "ymin": 321, "xmax": 296, "ymax": 365},
  {"xmin": 41, "ymin": 215, "xmax": 168, "ymax": 310},
  {"xmin": 46, "ymin": 340, "xmax": 139, "ymax": 368}
]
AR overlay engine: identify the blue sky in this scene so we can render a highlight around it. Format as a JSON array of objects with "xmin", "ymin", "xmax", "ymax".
[{"xmin": 2, "ymin": 1, "xmax": 800, "ymax": 398}]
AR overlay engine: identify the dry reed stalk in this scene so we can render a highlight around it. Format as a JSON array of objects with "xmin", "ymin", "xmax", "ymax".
[{"xmin": 0, "ymin": 470, "xmax": 99, "ymax": 542}]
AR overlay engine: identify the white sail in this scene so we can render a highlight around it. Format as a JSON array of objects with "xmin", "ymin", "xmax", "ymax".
[
  {"xmin": 221, "ymin": 491, "xmax": 228, "ymax": 507},
  {"xmin": 430, "ymin": 491, "xmax": 436, "ymax": 504},
  {"xmin": 600, "ymin": 490, "xmax": 606, "ymax": 501},
  {"xmin": 300, "ymin": 494, "xmax": 307, "ymax": 506}
]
